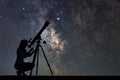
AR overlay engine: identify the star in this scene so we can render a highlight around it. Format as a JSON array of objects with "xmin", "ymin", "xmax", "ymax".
[
  {"xmin": 0, "ymin": 15, "xmax": 2, "ymax": 18},
  {"xmin": 60, "ymin": 11, "xmax": 63, "ymax": 14},
  {"xmin": 22, "ymin": 7, "xmax": 25, "ymax": 10},
  {"xmin": 56, "ymin": 17, "xmax": 60, "ymax": 21}
]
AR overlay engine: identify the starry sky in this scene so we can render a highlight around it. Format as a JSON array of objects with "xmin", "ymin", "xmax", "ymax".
[{"xmin": 1, "ymin": 0, "xmax": 120, "ymax": 75}]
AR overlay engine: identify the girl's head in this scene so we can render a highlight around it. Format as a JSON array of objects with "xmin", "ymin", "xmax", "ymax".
[{"xmin": 19, "ymin": 39, "xmax": 28, "ymax": 48}]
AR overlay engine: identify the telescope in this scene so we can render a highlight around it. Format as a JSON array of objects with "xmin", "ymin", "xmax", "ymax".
[
  {"xmin": 28, "ymin": 21, "xmax": 53, "ymax": 76},
  {"xmin": 28, "ymin": 21, "xmax": 49, "ymax": 47}
]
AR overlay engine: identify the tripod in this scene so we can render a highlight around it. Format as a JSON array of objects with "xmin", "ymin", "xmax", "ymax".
[{"xmin": 30, "ymin": 37, "xmax": 54, "ymax": 76}]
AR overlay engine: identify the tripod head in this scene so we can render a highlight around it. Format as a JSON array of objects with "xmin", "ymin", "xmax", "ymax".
[{"xmin": 28, "ymin": 21, "xmax": 49, "ymax": 48}]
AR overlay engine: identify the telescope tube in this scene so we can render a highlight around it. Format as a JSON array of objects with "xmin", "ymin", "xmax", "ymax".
[{"xmin": 29, "ymin": 21, "xmax": 49, "ymax": 47}]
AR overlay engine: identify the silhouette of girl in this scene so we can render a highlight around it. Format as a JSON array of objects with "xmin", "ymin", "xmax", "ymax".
[{"xmin": 14, "ymin": 39, "xmax": 35, "ymax": 76}]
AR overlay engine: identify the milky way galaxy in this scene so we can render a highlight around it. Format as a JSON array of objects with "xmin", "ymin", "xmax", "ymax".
[{"xmin": 1, "ymin": 0, "xmax": 120, "ymax": 75}]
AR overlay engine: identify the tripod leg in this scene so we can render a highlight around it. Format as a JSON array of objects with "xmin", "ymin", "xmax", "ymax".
[
  {"xmin": 30, "ymin": 68, "xmax": 33, "ymax": 76},
  {"xmin": 40, "ymin": 45, "xmax": 54, "ymax": 76},
  {"xmin": 30, "ymin": 50, "xmax": 37, "ymax": 76},
  {"xmin": 36, "ymin": 49, "xmax": 39, "ymax": 76}
]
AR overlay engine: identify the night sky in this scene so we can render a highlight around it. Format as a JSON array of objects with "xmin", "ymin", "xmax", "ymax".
[{"xmin": 1, "ymin": 0, "xmax": 120, "ymax": 75}]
